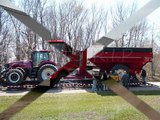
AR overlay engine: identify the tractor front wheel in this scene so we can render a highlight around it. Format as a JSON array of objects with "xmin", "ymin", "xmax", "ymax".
[{"xmin": 6, "ymin": 69, "xmax": 23, "ymax": 85}]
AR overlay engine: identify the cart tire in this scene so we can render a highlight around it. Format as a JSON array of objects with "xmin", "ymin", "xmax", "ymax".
[
  {"xmin": 111, "ymin": 64, "xmax": 129, "ymax": 74},
  {"xmin": 98, "ymin": 70, "xmax": 108, "ymax": 80}
]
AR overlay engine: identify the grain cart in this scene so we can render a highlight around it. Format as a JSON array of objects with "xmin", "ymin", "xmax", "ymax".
[
  {"xmin": 89, "ymin": 47, "xmax": 153, "ymax": 85},
  {"xmin": 48, "ymin": 40, "xmax": 153, "ymax": 86}
]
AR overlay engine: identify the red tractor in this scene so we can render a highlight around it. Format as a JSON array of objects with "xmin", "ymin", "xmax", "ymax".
[{"xmin": 0, "ymin": 50, "xmax": 57, "ymax": 85}]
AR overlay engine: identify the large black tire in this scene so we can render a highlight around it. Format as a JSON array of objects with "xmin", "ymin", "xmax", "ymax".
[
  {"xmin": 37, "ymin": 64, "xmax": 57, "ymax": 82},
  {"xmin": 98, "ymin": 70, "xmax": 108, "ymax": 80},
  {"xmin": 111, "ymin": 64, "xmax": 129, "ymax": 83},
  {"xmin": 6, "ymin": 69, "xmax": 23, "ymax": 85},
  {"xmin": 129, "ymin": 74, "xmax": 140, "ymax": 86}
]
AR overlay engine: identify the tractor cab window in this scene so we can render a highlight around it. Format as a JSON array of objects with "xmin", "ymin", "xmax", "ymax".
[{"xmin": 32, "ymin": 52, "xmax": 49, "ymax": 67}]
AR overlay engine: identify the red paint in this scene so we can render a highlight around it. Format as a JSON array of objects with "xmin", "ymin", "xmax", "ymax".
[{"xmin": 48, "ymin": 40, "xmax": 153, "ymax": 80}]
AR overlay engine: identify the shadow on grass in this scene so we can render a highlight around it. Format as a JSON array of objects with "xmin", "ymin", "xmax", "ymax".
[{"xmin": 96, "ymin": 90, "xmax": 160, "ymax": 96}]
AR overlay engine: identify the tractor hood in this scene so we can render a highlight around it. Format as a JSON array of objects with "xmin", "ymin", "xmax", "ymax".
[{"xmin": 6, "ymin": 60, "xmax": 32, "ymax": 69}]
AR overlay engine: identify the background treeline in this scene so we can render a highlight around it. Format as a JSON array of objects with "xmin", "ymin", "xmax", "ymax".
[{"xmin": 0, "ymin": 0, "xmax": 160, "ymax": 77}]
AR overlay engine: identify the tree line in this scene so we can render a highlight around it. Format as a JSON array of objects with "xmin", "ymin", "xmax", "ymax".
[{"xmin": 0, "ymin": 0, "xmax": 160, "ymax": 76}]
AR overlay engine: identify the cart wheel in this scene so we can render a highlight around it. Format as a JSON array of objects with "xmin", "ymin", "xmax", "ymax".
[
  {"xmin": 111, "ymin": 64, "xmax": 129, "ymax": 74},
  {"xmin": 98, "ymin": 70, "xmax": 108, "ymax": 80}
]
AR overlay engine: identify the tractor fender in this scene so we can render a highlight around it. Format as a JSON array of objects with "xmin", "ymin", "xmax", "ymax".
[
  {"xmin": 16, "ymin": 67, "xmax": 27, "ymax": 80},
  {"xmin": 38, "ymin": 61, "xmax": 57, "ymax": 68},
  {"xmin": 16, "ymin": 67, "xmax": 25, "ymax": 73}
]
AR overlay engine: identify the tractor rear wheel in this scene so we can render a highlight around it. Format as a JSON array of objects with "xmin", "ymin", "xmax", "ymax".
[
  {"xmin": 37, "ymin": 64, "xmax": 57, "ymax": 82},
  {"xmin": 6, "ymin": 69, "xmax": 23, "ymax": 85}
]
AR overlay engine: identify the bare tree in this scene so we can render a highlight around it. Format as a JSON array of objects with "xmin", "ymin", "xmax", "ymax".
[
  {"xmin": 110, "ymin": 1, "xmax": 149, "ymax": 48},
  {"xmin": 83, "ymin": 6, "xmax": 108, "ymax": 49},
  {"xmin": 150, "ymin": 24, "xmax": 160, "ymax": 77},
  {"xmin": 0, "ymin": 8, "xmax": 12, "ymax": 63},
  {"xmin": 9, "ymin": 16, "xmax": 22, "ymax": 60},
  {"xmin": 44, "ymin": 0, "xmax": 109, "ymax": 65},
  {"xmin": 21, "ymin": 0, "xmax": 48, "ymax": 51}
]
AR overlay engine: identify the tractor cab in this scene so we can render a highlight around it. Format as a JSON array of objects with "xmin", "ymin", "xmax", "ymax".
[{"xmin": 31, "ymin": 51, "xmax": 50, "ymax": 67}]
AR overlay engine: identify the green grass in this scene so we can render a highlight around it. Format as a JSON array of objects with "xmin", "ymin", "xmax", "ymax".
[{"xmin": 0, "ymin": 91, "xmax": 160, "ymax": 120}]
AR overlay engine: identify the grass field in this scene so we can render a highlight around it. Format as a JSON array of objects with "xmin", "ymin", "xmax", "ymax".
[{"xmin": 0, "ymin": 91, "xmax": 160, "ymax": 120}]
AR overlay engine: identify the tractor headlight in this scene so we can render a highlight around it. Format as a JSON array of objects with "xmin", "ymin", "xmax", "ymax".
[
  {"xmin": 1, "ymin": 66, "xmax": 6, "ymax": 72},
  {"xmin": 1, "ymin": 64, "xmax": 9, "ymax": 72},
  {"xmin": 0, "ymin": 64, "xmax": 9, "ymax": 78},
  {"xmin": 4, "ymin": 64, "xmax": 9, "ymax": 69}
]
